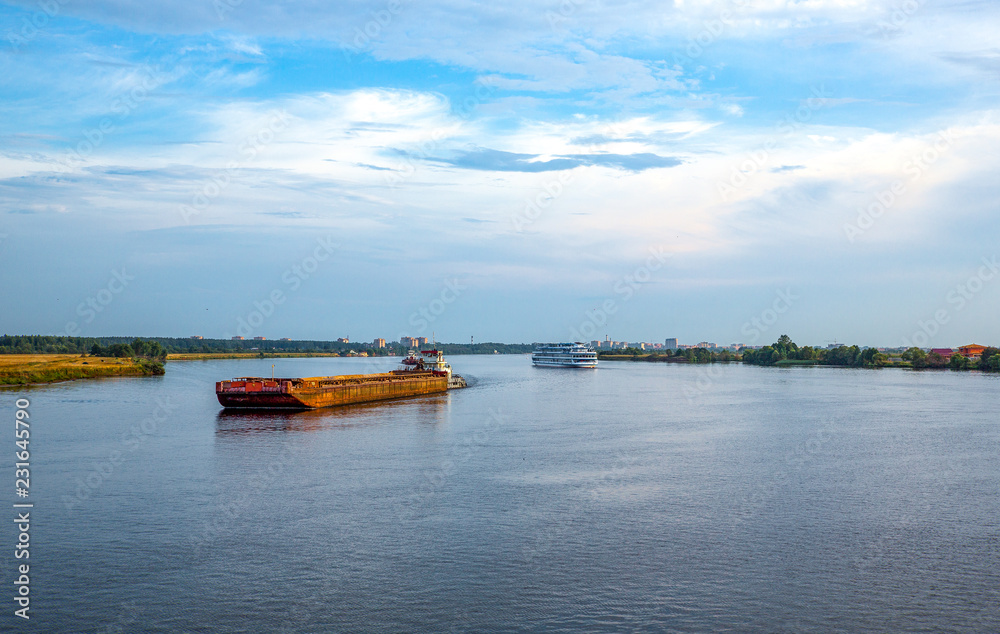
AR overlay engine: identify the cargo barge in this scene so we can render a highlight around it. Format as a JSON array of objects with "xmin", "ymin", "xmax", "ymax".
[{"xmin": 216, "ymin": 349, "xmax": 467, "ymax": 409}]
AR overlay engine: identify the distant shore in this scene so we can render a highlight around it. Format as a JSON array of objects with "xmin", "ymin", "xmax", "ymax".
[
  {"xmin": 600, "ymin": 355, "xmax": 833, "ymax": 367},
  {"xmin": 0, "ymin": 354, "xmax": 164, "ymax": 386},
  {"xmin": 167, "ymin": 352, "xmax": 346, "ymax": 361},
  {"xmin": 598, "ymin": 353, "xmax": 694, "ymax": 363}
]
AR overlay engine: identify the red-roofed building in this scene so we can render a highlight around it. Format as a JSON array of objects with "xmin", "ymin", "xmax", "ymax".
[
  {"xmin": 930, "ymin": 348, "xmax": 954, "ymax": 359},
  {"xmin": 958, "ymin": 344, "xmax": 987, "ymax": 360}
]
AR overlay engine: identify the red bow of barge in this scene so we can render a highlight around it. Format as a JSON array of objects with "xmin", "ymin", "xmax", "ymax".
[{"xmin": 216, "ymin": 349, "xmax": 467, "ymax": 409}]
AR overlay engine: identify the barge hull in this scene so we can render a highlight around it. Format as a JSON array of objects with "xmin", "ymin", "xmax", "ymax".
[{"xmin": 216, "ymin": 371, "xmax": 449, "ymax": 409}]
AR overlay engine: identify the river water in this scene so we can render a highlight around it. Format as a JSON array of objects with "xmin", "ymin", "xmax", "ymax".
[{"xmin": 2, "ymin": 355, "xmax": 999, "ymax": 632}]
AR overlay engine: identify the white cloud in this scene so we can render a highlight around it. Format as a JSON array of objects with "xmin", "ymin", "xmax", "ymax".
[
  {"xmin": 221, "ymin": 35, "xmax": 265, "ymax": 58},
  {"xmin": 7, "ymin": 73, "xmax": 999, "ymax": 262}
]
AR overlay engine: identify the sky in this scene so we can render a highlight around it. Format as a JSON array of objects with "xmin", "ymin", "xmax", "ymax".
[{"xmin": 1, "ymin": 0, "xmax": 998, "ymax": 348}]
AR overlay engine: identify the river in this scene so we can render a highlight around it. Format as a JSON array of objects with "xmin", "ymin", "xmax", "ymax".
[{"xmin": 2, "ymin": 355, "xmax": 998, "ymax": 631}]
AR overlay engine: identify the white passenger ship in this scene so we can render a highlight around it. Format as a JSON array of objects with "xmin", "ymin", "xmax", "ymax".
[{"xmin": 531, "ymin": 343, "xmax": 598, "ymax": 368}]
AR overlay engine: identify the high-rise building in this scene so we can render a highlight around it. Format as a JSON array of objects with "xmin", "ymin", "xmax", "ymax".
[
  {"xmin": 372, "ymin": 338, "xmax": 386, "ymax": 348},
  {"xmin": 416, "ymin": 337, "xmax": 428, "ymax": 346},
  {"xmin": 664, "ymin": 338, "xmax": 678, "ymax": 350}
]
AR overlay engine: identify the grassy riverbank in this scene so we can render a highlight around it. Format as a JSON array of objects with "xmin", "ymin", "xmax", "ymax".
[{"xmin": 0, "ymin": 354, "xmax": 164, "ymax": 386}]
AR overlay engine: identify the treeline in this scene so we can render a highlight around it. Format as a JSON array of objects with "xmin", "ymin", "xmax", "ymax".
[
  {"xmin": 0, "ymin": 335, "xmax": 96, "ymax": 355},
  {"xmin": 598, "ymin": 347, "xmax": 739, "ymax": 363},
  {"xmin": 0, "ymin": 335, "xmax": 379, "ymax": 355},
  {"xmin": 89, "ymin": 339, "xmax": 167, "ymax": 361},
  {"xmin": 902, "ymin": 346, "xmax": 1000, "ymax": 371},
  {"xmin": 430, "ymin": 342, "xmax": 534, "ymax": 355},
  {"xmin": 0, "ymin": 335, "xmax": 533, "ymax": 356},
  {"xmin": 742, "ymin": 335, "xmax": 1000, "ymax": 372},
  {"xmin": 741, "ymin": 335, "xmax": 886, "ymax": 368}
]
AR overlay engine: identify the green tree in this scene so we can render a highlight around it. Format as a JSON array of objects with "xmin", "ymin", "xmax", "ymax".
[
  {"xmin": 925, "ymin": 351, "xmax": 947, "ymax": 369},
  {"xmin": 902, "ymin": 347, "xmax": 927, "ymax": 369},
  {"xmin": 859, "ymin": 347, "xmax": 887, "ymax": 367},
  {"xmin": 948, "ymin": 354, "xmax": 970, "ymax": 371},
  {"xmin": 980, "ymin": 347, "xmax": 999, "ymax": 365},
  {"xmin": 146, "ymin": 341, "xmax": 166, "ymax": 360},
  {"xmin": 772, "ymin": 334, "xmax": 798, "ymax": 359},
  {"xmin": 106, "ymin": 343, "xmax": 135, "ymax": 358}
]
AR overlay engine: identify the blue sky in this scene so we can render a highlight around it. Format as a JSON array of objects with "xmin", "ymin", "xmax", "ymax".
[{"xmin": 1, "ymin": 0, "xmax": 998, "ymax": 347}]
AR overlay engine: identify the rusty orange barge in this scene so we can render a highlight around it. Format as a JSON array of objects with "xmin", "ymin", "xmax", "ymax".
[{"xmin": 216, "ymin": 349, "xmax": 467, "ymax": 409}]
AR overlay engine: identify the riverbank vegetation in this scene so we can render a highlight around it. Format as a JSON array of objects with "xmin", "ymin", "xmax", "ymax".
[
  {"xmin": 168, "ymin": 352, "xmax": 343, "ymax": 360},
  {"xmin": 0, "ymin": 335, "xmax": 532, "ymax": 356},
  {"xmin": 600, "ymin": 334, "xmax": 998, "ymax": 373},
  {"xmin": 598, "ymin": 348, "xmax": 739, "ymax": 363},
  {"xmin": 0, "ymin": 338, "xmax": 168, "ymax": 385},
  {"xmin": 741, "ymin": 335, "xmax": 889, "ymax": 368},
  {"xmin": 0, "ymin": 354, "xmax": 164, "ymax": 386},
  {"xmin": 743, "ymin": 335, "xmax": 999, "ymax": 372},
  {"xmin": 89, "ymin": 338, "xmax": 167, "ymax": 360}
]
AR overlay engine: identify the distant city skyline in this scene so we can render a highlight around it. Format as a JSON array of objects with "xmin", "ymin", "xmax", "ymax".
[
  {"xmin": 1, "ymin": 1, "xmax": 998, "ymax": 349},
  {"xmin": 175, "ymin": 332, "xmax": 989, "ymax": 351}
]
